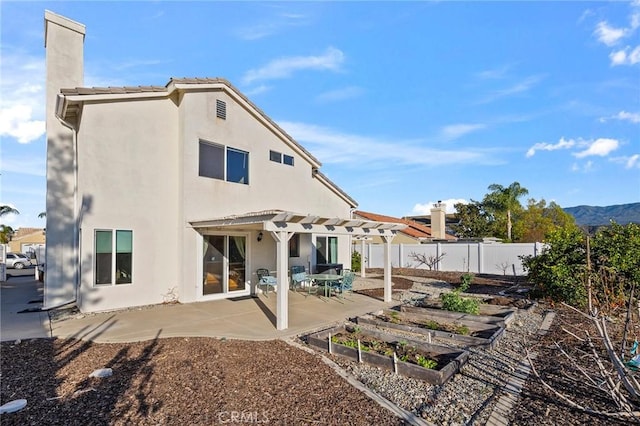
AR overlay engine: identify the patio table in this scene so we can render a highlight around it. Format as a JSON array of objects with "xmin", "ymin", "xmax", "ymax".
[{"xmin": 307, "ymin": 274, "xmax": 342, "ymax": 298}]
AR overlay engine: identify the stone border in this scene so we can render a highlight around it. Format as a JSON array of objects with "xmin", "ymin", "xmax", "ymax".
[
  {"xmin": 485, "ymin": 311, "xmax": 556, "ymax": 425},
  {"xmin": 285, "ymin": 338, "xmax": 433, "ymax": 426}
]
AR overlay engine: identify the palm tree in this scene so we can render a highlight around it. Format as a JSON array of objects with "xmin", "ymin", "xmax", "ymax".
[
  {"xmin": 0, "ymin": 224, "xmax": 15, "ymax": 244},
  {"xmin": 38, "ymin": 212, "xmax": 46, "ymax": 219},
  {"xmin": 485, "ymin": 182, "xmax": 529, "ymax": 241},
  {"xmin": 0, "ymin": 205, "xmax": 19, "ymax": 217}
]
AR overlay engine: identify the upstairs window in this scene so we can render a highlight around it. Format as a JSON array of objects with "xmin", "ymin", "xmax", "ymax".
[
  {"xmin": 283, "ymin": 154, "xmax": 294, "ymax": 166},
  {"xmin": 270, "ymin": 150, "xmax": 294, "ymax": 167},
  {"xmin": 269, "ymin": 150, "xmax": 282, "ymax": 163},
  {"xmin": 199, "ymin": 141, "xmax": 224, "ymax": 179},
  {"xmin": 227, "ymin": 148, "xmax": 249, "ymax": 184},
  {"xmin": 199, "ymin": 140, "xmax": 249, "ymax": 185}
]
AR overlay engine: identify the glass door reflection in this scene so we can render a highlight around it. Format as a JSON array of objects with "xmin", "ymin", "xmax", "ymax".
[
  {"xmin": 228, "ymin": 236, "xmax": 246, "ymax": 292},
  {"xmin": 203, "ymin": 235, "xmax": 224, "ymax": 295}
]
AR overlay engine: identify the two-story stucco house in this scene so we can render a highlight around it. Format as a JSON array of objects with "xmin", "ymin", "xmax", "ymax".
[{"xmin": 43, "ymin": 11, "xmax": 402, "ymax": 329}]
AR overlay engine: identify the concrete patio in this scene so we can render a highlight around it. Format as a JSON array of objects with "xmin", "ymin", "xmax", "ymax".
[{"xmin": 2, "ymin": 276, "xmax": 393, "ymax": 343}]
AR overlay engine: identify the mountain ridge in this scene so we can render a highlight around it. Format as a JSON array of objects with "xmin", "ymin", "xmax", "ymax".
[{"xmin": 563, "ymin": 202, "xmax": 640, "ymax": 226}]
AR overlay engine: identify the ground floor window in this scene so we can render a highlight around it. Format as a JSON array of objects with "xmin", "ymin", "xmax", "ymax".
[
  {"xmin": 289, "ymin": 233, "xmax": 300, "ymax": 257},
  {"xmin": 95, "ymin": 229, "xmax": 133, "ymax": 285},
  {"xmin": 316, "ymin": 236, "xmax": 338, "ymax": 264}
]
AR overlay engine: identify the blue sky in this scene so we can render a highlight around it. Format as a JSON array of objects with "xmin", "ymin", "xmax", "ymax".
[{"xmin": 1, "ymin": 1, "xmax": 639, "ymax": 229}]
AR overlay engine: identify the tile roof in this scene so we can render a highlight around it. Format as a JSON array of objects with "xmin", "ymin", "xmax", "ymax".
[{"xmin": 354, "ymin": 210, "xmax": 455, "ymax": 240}]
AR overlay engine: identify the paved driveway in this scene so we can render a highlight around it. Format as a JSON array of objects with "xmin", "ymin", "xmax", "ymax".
[{"xmin": 0, "ymin": 276, "xmax": 50, "ymax": 341}]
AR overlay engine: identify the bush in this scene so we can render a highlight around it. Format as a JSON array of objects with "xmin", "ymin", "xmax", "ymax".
[
  {"xmin": 440, "ymin": 273, "xmax": 479, "ymax": 314},
  {"xmin": 521, "ymin": 226, "xmax": 586, "ymax": 306},
  {"xmin": 351, "ymin": 250, "xmax": 362, "ymax": 272}
]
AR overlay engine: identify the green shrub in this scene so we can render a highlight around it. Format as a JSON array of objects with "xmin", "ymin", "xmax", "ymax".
[
  {"xmin": 351, "ymin": 250, "xmax": 362, "ymax": 272},
  {"xmin": 440, "ymin": 273, "xmax": 479, "ymax": 314}
]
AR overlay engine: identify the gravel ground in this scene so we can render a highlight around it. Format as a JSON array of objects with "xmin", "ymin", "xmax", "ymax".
[
  {"xmin": 2, "ymin": 270, "xmax": 638, "ymax": 425},
  {"xmin": 331, "ymin": 299, "xmax": 544, "ymax": 425}
]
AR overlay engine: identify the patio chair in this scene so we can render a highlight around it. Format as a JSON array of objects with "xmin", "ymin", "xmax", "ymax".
[
  {"xmin": 290, "ymin": 266, "xmax": 310, "ymax": 292},
  {"xmin": 256, "ymin": 268, "xmax": 277, "ymax": 297},
  {"xmin": 331, "ymin": 271, "xmax": 355, "ymax": 299}
]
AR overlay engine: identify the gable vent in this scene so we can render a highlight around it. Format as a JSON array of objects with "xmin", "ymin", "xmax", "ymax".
[{"xmin": 216, "ymin": 99, "xmax": 226, "ymax": 120}]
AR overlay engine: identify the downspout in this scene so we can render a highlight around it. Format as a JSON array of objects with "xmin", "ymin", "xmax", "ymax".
[{"xmin": 46, "ymin": 94, "xmax": 80, "ymax": 310}]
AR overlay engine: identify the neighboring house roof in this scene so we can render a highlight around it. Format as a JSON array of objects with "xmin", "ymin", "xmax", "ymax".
[
  {"xmin": 354, "ymin": 210, "xmax": 456, "ymax": 240},
  {"xmin": 56, "ymin": 77, "xmax": 357, "ymax": 208},
  {"xmin": 14, "ymin": 228, "xmax": 45, "ymax": 238}
]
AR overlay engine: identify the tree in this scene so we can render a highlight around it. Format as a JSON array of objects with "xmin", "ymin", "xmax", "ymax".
[
  {"xmin": 38, "ymin": 212, "xmax": 46, "ymax": 218},
  {"xmin": 483, "ymin": 182, "xmax": 529, "ymax": 241},
  {"xmin": 0, "ymin": 205, "xmax": 19, "ymax": 217},
  {"xmin": 522, "ymin": 222, "xmax": 640, "ymax": 310},
  {"xmin": 515, "ymin": 198, "xmax": 578, "ymax": 242},
  {"xmin": 450, "ymin": 200, "xmax": 493, "ymax": 238},
  {"xmin": 0, "ymin": 224, "xmax": 15, "ymax": 244}
]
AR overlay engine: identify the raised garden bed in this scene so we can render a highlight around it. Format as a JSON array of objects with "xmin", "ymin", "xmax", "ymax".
[
  {"xmin": 400, "ymin": 305, "xmax": 514, "ymax": 327},
  {"xmin": 306, "ymin": 323, "xmax": 468, "ymax": 384},
  {"xmin": 356, "ymin": 308, "xmax": 505, "ymax": 348},
  {"xmin": 414, "ymin": 299, "xmax": 519, "ymax": 325}
]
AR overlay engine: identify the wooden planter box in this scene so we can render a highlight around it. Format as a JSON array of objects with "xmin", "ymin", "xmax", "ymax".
[
  {"xmin": 356, "ymin": 309, "xmax": 505, "ymax": 348},
  {"xmin": 306, "ymin": 323, "xmax": 468, "ymax": 385},
  {"xmin": 401, "ymin": 305, "xmax": 514, "ymax": 327}
]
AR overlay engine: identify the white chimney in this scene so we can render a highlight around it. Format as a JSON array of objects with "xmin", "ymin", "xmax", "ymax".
[
  {"xmin": 43, "ymin": 11, "xmax": 85, "ymax": 309},
  {"xmin": 430, "ymin": 201, "xmax": 446, "ymax": 240}
]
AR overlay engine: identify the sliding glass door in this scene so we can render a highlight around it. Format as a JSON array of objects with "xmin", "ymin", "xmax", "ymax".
[{"xmin": 202, "ymin": 234, "xmax": 247, "ymax": 296}]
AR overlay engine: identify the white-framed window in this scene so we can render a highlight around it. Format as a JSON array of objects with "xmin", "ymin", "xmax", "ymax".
[
  {"xmin": 316, "ymin": 236, "xmax": 338, "ymax": 264},
  {"xmin": 95, "ymin": 229, "xmax": 133, "ymax": 285},
  {"xmin": 199, "ymin": 140, "xmax": 249, "ymax": 184},
  {"xmin": 269, "ymin": 150, "xmax": 294, "ymax": 167}
]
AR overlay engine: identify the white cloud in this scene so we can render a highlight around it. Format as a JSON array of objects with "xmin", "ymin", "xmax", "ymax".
[
  {"xmin": 627, "ymin": 154, "xmax": 640, "ymax": 169},
  {"xmin": 609, "ymin": 45, "xmax": 640, "ymax": 65},
  {"xmin": 0, "ymin": 105, "xmax": 45, "ymax": 144},
  {"xmin": 571, "ymin": 160, "xmax": 595, "ymax": 173},
  {"xmin": 475, "ymin": 64, "xmax": 513, "ymax": 80},
  {"xmin": 277, "ymin": 121, "xmax": 496, "ymax": 168},
  {"xmin": 594, "ymin": 21, "xmax": 627, "ymax": 46},
  {"xmin": 0, "ymin": 51, "xmax": 46, "ymax": 144},
  {"xmin": 573, "ymin": 138, "xmax": 619, "ymax": 158},
  {"xmin": 526, "ymin": 137, "xmax": 576, "ymax": 157},
  {"xmin": 244, "ymin": 85, "xmax": 272, "ymax": 96},
  {"xmin": 611, "ymin": 154, "xmax": 640, "ymax": 169},
  {"xmin": 440, "ymin": 123, "xmax": 486, "ymax": 140},
  {"xmin": 477, "ymin": 75, "xmax": 544, "ymax": 104},
  {"xmin": 600, "ymin": 110, "xmax": 640, "ymax": 123},
  {"xmin": 1, "ymin": 154, "xmax": 46, "ymax": 177},
  {"xmin": 316, "ymin": 86, "xmax": 364, "ymax": 103},
  {"xmin": 411, "ymin": 199, "xmax": 467, "ymax": 215},
  {"xmin": 235, "ymin": 11, "xmax": 309, "ymax": 40},
  {"xmin": 242, "ymin": 47, "xmax": 344, "ymax": 85}
]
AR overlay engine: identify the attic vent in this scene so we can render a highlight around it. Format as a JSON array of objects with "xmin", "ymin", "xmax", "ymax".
[{"xmin": 216, "ymin": 99, "xmax": 226, "ymax": 120}]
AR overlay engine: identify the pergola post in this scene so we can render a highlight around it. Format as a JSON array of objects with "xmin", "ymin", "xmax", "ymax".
[
  {"xmin": 360, "ymin": 239, "xmax": 366, "ymax": 278},
  {"xmin": 382, "ymin": 235, "xmax": 392, "ymax": 302},
  {"xmin": 271, "ymin": 230, "xmax": 292, "ymax": 330}
]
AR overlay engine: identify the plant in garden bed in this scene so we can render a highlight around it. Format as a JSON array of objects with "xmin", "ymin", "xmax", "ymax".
[
  {"xmin": 420, "ymin": 319, "xmax": 470, "ymax": 335},
  {"xmin": 330, "ymin": 331, "xmax": 439, "ymax": 369},
  {"xmin": 440, "ymin": 273, "xmax": 480, "ymax": 314}
]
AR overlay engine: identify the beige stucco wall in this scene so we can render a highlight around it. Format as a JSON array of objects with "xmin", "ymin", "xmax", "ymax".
[
  {"xmin": 68, "ymin": 87, "xmax": 353, "ymax": 311},
  {"xmin": 178, "ymin": 89, "xmax": 353, "ymax": 303},
  {"xmin": 75, "ymin": 98, "xmax": 180, "ymax": 312}
]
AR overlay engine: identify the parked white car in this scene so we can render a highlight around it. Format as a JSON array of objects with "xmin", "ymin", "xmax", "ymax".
[{"xmin": 6, "ymin": 253, "xmax": 32, "ymax": 269}]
